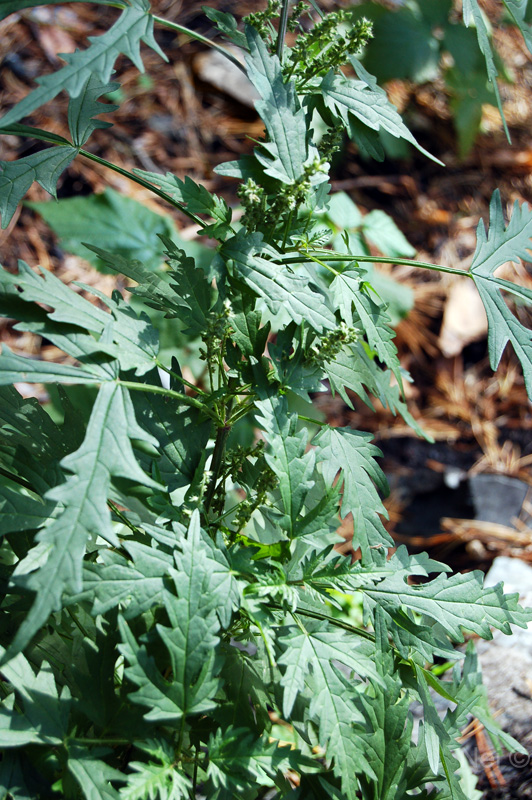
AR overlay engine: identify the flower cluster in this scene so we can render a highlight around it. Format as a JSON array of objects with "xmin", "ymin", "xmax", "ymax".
[
  {"xmin": 199, "ymin": 300, "xmax": 234, "ymax": 370},
  {"xmin": 239, "ymin": 157, "xmax": 329, "ymax": 236},
  {"xmin": 232, "ymin": 463, "xmax": 279, "ymax": 531},
  {"xmin": 270, "ymin": 156, "xmax": 329, "ymax": 221},
  {"xmin": 287, "ymin": 1, "xmax": 311, "ymax": 33},
  {"xmin": 244, "ymin": 0, "xmax": 282, "ymax": 45},
  {"xmin": 306, "ymin": 321, "xmax": 359, "ymax": 366},
  {"xmin": 319, "ymin": 122, "xmax": 344, "ymax": 161},
  {"xmin": 287, "ymin": 13, "xmax": 373, "ymax": 87},
  {"xmin": 238, "ymin": 178, "xmax": 266, "ymax": 233},
  {"xmin": 225, "ymin": 439, "xmax": 265, "ymax": 479}
]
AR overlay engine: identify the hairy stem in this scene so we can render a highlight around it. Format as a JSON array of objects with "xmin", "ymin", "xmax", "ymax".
[{"xmin": 153, "ymin": 16, "xmax": 247, "ymax": 74}]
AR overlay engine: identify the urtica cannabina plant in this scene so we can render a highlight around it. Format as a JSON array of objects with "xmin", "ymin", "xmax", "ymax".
[{"xmin": 0, "ymin": 1, "xmax": 532, "ymax": 798}]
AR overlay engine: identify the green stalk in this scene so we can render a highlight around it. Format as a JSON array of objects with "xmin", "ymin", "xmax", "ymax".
[
  {"xmin": 118, "ymin": 380, "xmax": 219, "ymax": 422},
  {"xmin": 153, "ymin": 15, "xmax": 247, "ymax": 74},
  {"xmin": 192, "ymin": 748, "xmax": 199, "ymax": 799},
  {"xmin": 0, "ymin": 123, "xmax": 71, "ymax": 146},
  {"xmin": 0, "ymin": 467, "xmax": 33, "ymax": 491},
  {"xmin": 297, "ymin": 414, "xmax": 325, "ymax": 427},
  {"xmin": 176, "ymin": 715, "xmax": 187, "ymax": 760},
  {"xmin": 276, "ymin": 0, "xmax": 291, "ymax": 62},
  {"xmin": 69, "ymin": 737, "xmax": 131, "ymax": 746},
  {"xmin": 66, "ymin": 606, "xmax": 90, "ymax": 639},
  {"xmin": 267, "ymin": 600, "xmax": 375, "ymax": 642},
  {"xmin": 228, "ymin": 401, "xmax": 255, "ymax": 425},
  {"xmin": 281, "ymin": 208, "xmax": 294, "ymax": 250},
  {"xmin": 282, "ymin": 251, "xmax": 470, "ymax": 277},
  {"xmin": 107, "ymin": 499, "xmax": 143, "ymax": 534},
  {"xmin": 78, "ymin": 149, "xmax": 207, "ymax": 229}
]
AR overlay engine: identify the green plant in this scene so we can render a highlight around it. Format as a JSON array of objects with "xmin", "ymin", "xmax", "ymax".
[{"xmin": 0, "ymin": 1, "xmax": 532, "ymax": 798}]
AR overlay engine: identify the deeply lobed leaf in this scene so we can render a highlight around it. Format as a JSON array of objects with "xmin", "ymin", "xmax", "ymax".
[{"xmin": 468, "ymin": 190, "xmax": 532, "ymax": 397}]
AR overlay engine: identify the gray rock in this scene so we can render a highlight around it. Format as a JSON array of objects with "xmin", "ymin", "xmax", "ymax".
[
  {"xmin": 470, "ymin": 475, "xmax": 529, "ymax": 527},
  {"xmin": 477, "ymin": 557, "xmax": 532, "ymax": 747}
]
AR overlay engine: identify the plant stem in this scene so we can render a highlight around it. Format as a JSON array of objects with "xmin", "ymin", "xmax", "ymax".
[
  {"xmin": 0, "ymin": 467, "xmax": 33, "ymax": 491},
  {"xmin": 192, "ymin": 747, "xmax": 199, "ymax": 798},
  {"xmin": 66, "ymin": 606, "xmax": 91, "ymax": 639},
  {"xmin": 282, "ymin": 251, "xmax": 470, "ymax": 277},
  {"xmin": 107, "ymin": 499, "xmax": 142, "ymax": 534},
  {"xmin": 176, "ymin": 716, "xmax": 186, "ymax": 759},
  {"xmin": 228, "ymin": 401, "xmax": 255, "ymax": 425},
  {"xmin": 78, "ymin": 149, "xmax": 207, "ymax": 229},
  {"xmin": 267, "ymin": 601, "xmax": 375, "ymax": 641},
  {"xmin": 0, "ymin": 123, "xmax": 71, "ymax": 146},
  {"xmin": 153, "ymin": 16, "xmax": 247, "ymax": 74},
  {"xmin": 281, "ymin": 208, "xmax": 294, "ymax": 250},
  {"xmin": 70, "ymin": 737, "xmax": 131, "ymax": 746},
  {"xmin": 118, "ymin": 380, "xmax": 219, "ymax": 422},
  {"xmin": 297, "ymin": 414, "xmax": 325, "ymax": 427},
  {"xmin": 204, "ymin": 423, "xmax": 232, "ymax": 512},
  {"xmin": 276, "ymin": 0, "xmax": 291, "ymax": 62}
]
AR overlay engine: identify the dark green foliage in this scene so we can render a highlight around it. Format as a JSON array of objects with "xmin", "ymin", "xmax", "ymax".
[{"xmin": 0, "ymin": 2, "xmax": 531, "ymax": 798}]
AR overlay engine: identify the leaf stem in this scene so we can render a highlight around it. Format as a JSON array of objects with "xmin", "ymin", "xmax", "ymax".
[
  {"xmin": 228, "ymin": 401, "xmax": 255, "ymax": 425},
  {"xmin": 107, "ymin": 499, "xmax": 142, "ymax": 534},
  {"xmin": 267, "ymin": 601, "xmax": 375, "ymax": 642},
  {"xmin": 192, "ymin": 747, "xmax": 199, "ymax": 799},
  {"xmin": 282, "ymin": 251, "xmax": 469, "ymax": 277},
  {"xmin": 0, "ymin": 466, "xmax": 33, "ymax": 491},
  {"xmin": 118, "ymin": 380, "xmax": 219, "ymax": 422},
  {"xmin": 281, "ymin": 208, "xmax": 294, "ymax": 250},
  {"xmin": 78, "ymin": 149, "xmax": 207, "ymax": 229},
  {"xmin": 152, "ymin": 15, "xmax": 248, "ymax": 74},
  {"xmin": 69, "ymin": 737, "xmax": 131, "ymax": 746},
  {"xmin": 66, "ymin": 606, "xmax": 91, "ymax": 639},
  {"xmin": 297, "ymin": 414, "xmax": 325, "ymax": 427},
  {"xmin": 0, "ymin": 123, "xmax": 71, "ymax": 146},
  {"xmin": 276, "ymin": 0, "xmax": 291, "ymax": 62},
  {"xmin": 176, "ymin": 715, "xmax": 186, "ymax": 759}
]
